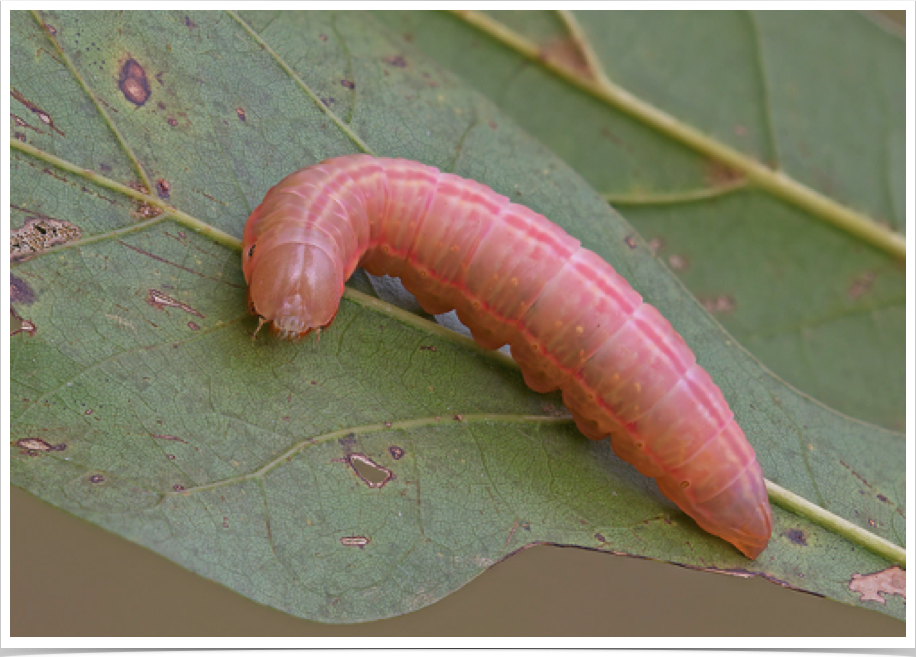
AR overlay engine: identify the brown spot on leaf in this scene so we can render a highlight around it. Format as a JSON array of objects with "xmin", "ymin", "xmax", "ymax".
[
  {"xmin": 187, "ymin": 321, "xmax": 200, "ymax": 331},
  {"xmin": 10, "ymin": 308, "xmax": 37, "ymax": 337},
  {"xmin": 340, "ymin": 79, "xmax": 355, "ymax": 90},
  {"xmin": 668, "ymin": 254, "xmax": 688, "ymax": 271},
  {"xmin": 155, "ymin": 178, "xmax": 171, "ymax": 199},
  {"xmin": 167, "ymin": 117, "xmax": 178, "ymax": 127},
  {"xmin": 384, "ymin": 55, "xmax": 407, "ymax": 68},
  {"xmin": 10, "ymin": 215, "xmax": 82, "ymax": 261},
  {"xmin": 701, "ymin": 295, "xmax": 736, "ymax": 315},
  {"xmin": 173, "ymin": 484, "xmax": 185, "ymax": 492},
  {"xmin": 781, "ymin": 528, "xmax": 808, "ymax": 546},
  {"xmin": 16, "ymin": 438, "xmax": 67, "ymax": 452},
  {"xmin": 624, "ymin": 235, "xmax": 638, "ymax": 249},
  {"xmin": 419, "ymin": 345, "xmax": 437, "ymax": 352},
  {"xmin": 539, "ymin": 37, "xmax": 593, "ymax": 80},
  {"xmin": 10, "ymin": 113, "xmax": 43, "ymax": 134},
  {"xmin": 236, "ymin": 107, "xmax": 246, "ymax": 122},
  {"xmin": 146, "ymin": 290, "xmax": 204, "ymax": 317},
  {"xmin": 10, "ymin": 275, "xmax": 35, "ymax": 304},
  {"xmin": 340, "ymin": 453, "xmax": 393, "ymax": 488},
  {"xmin": 389, "ymin": 445, "xmax": 405, "ymax": 460},
  {"xmin": 340, "ymin": 536, "xmax": 370, "ymax": 548},
  {"xmin": 88, "ymin": 474, "xmax": 105, "ymax": 484},
  {"xmin": 847, "ymin": 271, "xmax": 876, "ymax": 300},
  {"xmin": 152, "ymin": 433, "xmax": 187, "ymax": 444},
  {"xmin": 338, "ymin": 432, "xmax": 357, "ymax": 451},
  {"xmin": 848, "ymin": 567, "xmax": 905, "ymax": 604},
  {"xmin": 704, "ymin": 159, "xmax": 745, "ymax": 187},
  {"xmin": 11, "ymin": 88, "xmax": 64, "ymax": 135},
  {"xmin": 118, "ymin": 58, "xmax": 151, "ymax": 106}
]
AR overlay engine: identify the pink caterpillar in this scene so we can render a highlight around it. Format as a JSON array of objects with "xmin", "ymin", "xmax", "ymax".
[{"xmin": 242, "ymin": 154, "xmax": 773, "ymax": 558}]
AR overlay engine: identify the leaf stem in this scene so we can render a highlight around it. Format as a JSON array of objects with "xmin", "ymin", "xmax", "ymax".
[
  {"xmin": 450, "ymin": 10, "xmax": 906, "ymax": 261},
  {"xmin": 11, "ymin": 140, "xmax": 242, "ymax": 251},
  {"xmin": 166, "ymin": 413, "xmax": 574, "ymax": 495},
  {"xmin": 226, "ymin": 10, "xmax": 376, "ymax": 157},
  {"xmin": 604, "ymin": 179, "xmax": 749, "ymax": 206},
  {"xmin": 766, "ymin": 480, "xmax": 906, "ymax": 567},
  {"xmin": 30, "ymin": 10, "xmax": 154, "ymax": 194},
  {"xmin": 556, "ymin": 10, "xmax": 611, "ymax": 87}
]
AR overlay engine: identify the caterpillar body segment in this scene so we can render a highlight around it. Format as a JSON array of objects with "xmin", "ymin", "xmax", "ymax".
[{"xmin": 242, "ymin": 154, "xmax": 773, "ymax": 558}]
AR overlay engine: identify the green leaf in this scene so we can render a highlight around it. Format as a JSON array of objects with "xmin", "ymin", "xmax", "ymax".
[
  {"xmin": 10, "ymin": 10, "xmax": 905, "ymax": 624},
  {"xmin": 373, "ymin": 10, "xmax": 906, "ymax": 431}
]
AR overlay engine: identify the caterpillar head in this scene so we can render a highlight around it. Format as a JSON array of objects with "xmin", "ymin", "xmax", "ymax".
[{"xmin": 243, "ymin": 240, "xmax": 343, "ymax": 340}]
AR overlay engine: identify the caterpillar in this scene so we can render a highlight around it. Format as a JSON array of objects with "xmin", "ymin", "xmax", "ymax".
[{"xmin": 242, "ymin": 154, "xmax": 773, "ymax": 559}]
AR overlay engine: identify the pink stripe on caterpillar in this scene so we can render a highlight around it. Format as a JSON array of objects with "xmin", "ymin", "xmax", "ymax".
[{"xmin": 242, "ymin": 154, "xmax": 773, "ymax": 558}]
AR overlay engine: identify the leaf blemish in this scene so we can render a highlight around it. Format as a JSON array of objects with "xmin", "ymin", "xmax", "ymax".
[
  {"xmin": 88, "ymin": 474, "xmax": 105, "ymax": 484},
  {"xmin": 118, "ymin": 57, "xmax": 151, "ymax": 106},
  {"xmin": 848, "ymin": 567, "xmax": 905, "ymax": 604},
  {"xmin": 15, "ymin": 438, "xmax": 64, "ymax": 453},
  {"xmin": 668, "ymin": 254, "xmax": 689, "ymax": 271},
  {"xmin": 147, "ymin": 290, "xmax": 204, "ymax": 317},
  {"xmin": 11, "ymin": 215, "xmax": 82, "ymax": 261},
  {"xmin": 339, "ymin": 453, "xmax": 393, "ymax": 488},
  {"xmin": 340, "ymin": 536, "xmax": 370, "ymax": 548},
  {"xmin": 10, "ymin": 275, "xmax": 35, "ymax": 304},
  {"xmin": 10, "ymin": 308, "xmax": 37, "ymax": 337},
  {"xmin": 701, "ymin": 295, "xmax": 736, "ymax": 315},
  {"xmin": 781, "ymin": 528, "xmax": 808, "ymax": 546},
  {"xmin": 389, "ymin": 445, "xmax": 405, "ymax": 460},
  {"xmin": 11, "ymin": 88, "xmax": 64, "ymax": 135},
  {"xmin": 156, "ymin": 178, "xmax": 171, "ymax": 199},
  {"xmin": 847, "ymin": 271, "xmax": 875, "ymax": 300}
]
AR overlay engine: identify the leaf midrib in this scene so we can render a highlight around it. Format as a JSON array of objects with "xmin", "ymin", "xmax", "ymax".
[{"xmin": 449, "ymin": 10, "xmax": 906, "ymax": 261}]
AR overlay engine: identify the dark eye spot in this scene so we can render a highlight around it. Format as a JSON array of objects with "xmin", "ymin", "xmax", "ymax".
[{"xmin": 248, "ymin": 244, "xmax": 256, "ymax": 258}]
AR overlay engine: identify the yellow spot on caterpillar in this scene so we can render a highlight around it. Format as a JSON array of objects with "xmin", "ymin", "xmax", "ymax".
[
  {"xmin": 575, "ymin": 326, "xmax": 584, "ymax": 334},
  {"xmin": 472, "ymin": 300, "xmax": 481, "ymax": 310},
  {"xmin": 635, "ymin": 442, "xmax": 644, "ymax": 449},
  {"xmin": 420, "ymin": 270, "xmax": 428, "ymax": 278},
  {"xmin": 510, "ymin": 277, "xmax": 518, "ymax": 286},
  {"xmin": 680, "ymin": 480, "xmax": 690, "ymax": 488},
  {"xmin": 381, "ymin": 245, "xmax": 390, "ymax": 253},
  {"xmin": 634, "ymin": 383, "xmax": 641, "ymax": 394},
  {"xmin": 555, "ymin": 320, "xmax": 563, "ymax": 328},
  {"xmin": 450, "ymin": 245, "xmax": 459, "ymax": 252}
]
